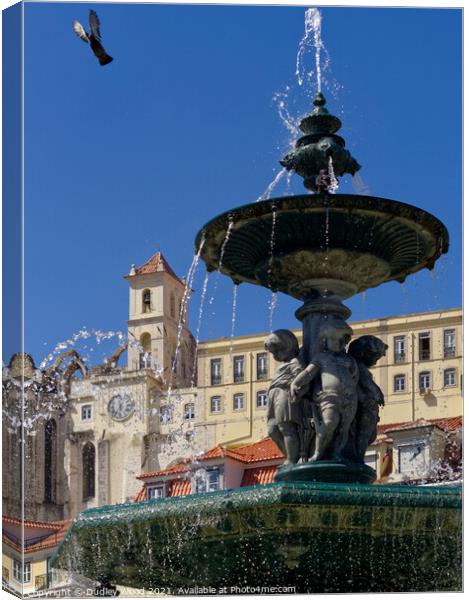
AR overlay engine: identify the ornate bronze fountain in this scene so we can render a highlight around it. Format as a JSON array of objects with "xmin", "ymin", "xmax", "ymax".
[
  {"xmin": 52, "ymin": 94, "xmax": 459, "ymax": 594},
  {"xmin": 196, "ymin": 92, "xmax": 448, "ymax": 484}
]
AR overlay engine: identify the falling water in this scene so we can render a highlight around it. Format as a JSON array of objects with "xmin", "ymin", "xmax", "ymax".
[
  {"xmin": 229, "ymin": 284, "xmax": 238, "ymax": 353},
  {"xmin": 167, "ymin": 237, "xmax": 206, "ymax": 400},
  {"xmin": 324, "ymin": 207, "xmax": 330, "ymax": 249},
  {"xmin": 190, "ymin": 271, "xmax": 210, "ymax": 388},
  {"xmin": 296, "ymin": 8, "xmax": 329, "ymax": 93},
  {"xmin": 328, "ymin": 156, "xmax": 339, "ymax": 193},
  {"xmin": 268, "ymin": 204, "xmax": 277, "ymax": 278},
  {"xmin": 257, "ymin": 168, "xmax": 287, "ymax": 202},
  {"xmin": 352, "ymin": 173, "xmax": 371, "ymax": 195},
  {"xmin": 273, "ymin": 87, "xmax": 300, "ymax": 142},
  {"xmin": 268, "ymin": 292, "xmax": 278, "ymax": 332},
  {"xmin": 208, "ymin": 218, "xmax": 234, "ymax": 306}
]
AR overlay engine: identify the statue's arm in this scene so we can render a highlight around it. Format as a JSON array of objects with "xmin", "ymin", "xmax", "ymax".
[{"xmin": 290, "ymin": 363, "xmax": 319, "ymax": 402}]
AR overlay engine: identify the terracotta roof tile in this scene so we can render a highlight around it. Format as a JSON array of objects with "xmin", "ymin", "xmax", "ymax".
[
  {"xmin": 2, "ymin": 515, "xmax": 64, "ymax": 531},
  {"xmin": 137, "ymin": 461, "xmax": 190, "ymax": 480},
  {"xmin": 130, "ymin": 251, "xmax": 181, "ymax": 282},
  {"xmin": 3, "ymin": 520, "xmax": 72, "ymax": 554},
  {"xmin": 134, "ymin": 486, "xmax": 146, "ymax": 502},
  {"xmin": 227, "ymin": 437, "xmax": 284, "ymax": 463},
  {"xmin": 169, "ymin": 480, "xmax": 192, "ymax": 497},
  {"xmin": 241, "ymin": 465, "xmax": 278, "ymax": 487},
  {"xmin": 378, "ymin": 416, "xmax": 462, "ymax": 435}
]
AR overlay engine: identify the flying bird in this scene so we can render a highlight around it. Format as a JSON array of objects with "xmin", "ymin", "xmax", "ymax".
[{"xmin": 73, "ymin": 10, "xmax": 113, "ymax": 66}]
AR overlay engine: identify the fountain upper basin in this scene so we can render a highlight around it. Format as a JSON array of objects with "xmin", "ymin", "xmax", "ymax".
[{"xmin": 195, "ymin": 194, "xmax": 449, "ymax": 300}]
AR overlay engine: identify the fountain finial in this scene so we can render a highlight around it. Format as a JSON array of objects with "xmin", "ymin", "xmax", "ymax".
[{"xmin": 280, "ymin": 92, "xmax": 361, "ymax": 192}]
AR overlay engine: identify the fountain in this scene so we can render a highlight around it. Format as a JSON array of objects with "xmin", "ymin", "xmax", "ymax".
[{"xmin": 50, "ymin": 16, "xmax": 461, "ymax": 596}]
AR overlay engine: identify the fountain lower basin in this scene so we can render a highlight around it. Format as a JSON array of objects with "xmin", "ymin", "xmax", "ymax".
[
  {"xmin": 196, "ymin": 194, "xmax": 448, "ymax": 300},
  {"xmin": 51, "ymin": 481, "xmax": 461, "ymax": 593}
]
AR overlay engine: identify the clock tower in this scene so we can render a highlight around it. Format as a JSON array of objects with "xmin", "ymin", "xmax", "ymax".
[{"xmin": 124, "ymin": 251, "xmax": 196, "ymax": 388}]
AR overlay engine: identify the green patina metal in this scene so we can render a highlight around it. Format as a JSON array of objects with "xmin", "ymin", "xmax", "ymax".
[
  {"xmin": 280, "ymin": 92, "xmax": 361, "ymax": 192},
  {"xmin": 51, "ymin": 482, "xmax": 462, "ymax": 593},
  {"xmin": 196, "ymin": 194, "xmax": 448, "ymax": 300}
]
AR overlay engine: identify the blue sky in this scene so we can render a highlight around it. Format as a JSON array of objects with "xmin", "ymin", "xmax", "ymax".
[{"xmin": 20, "ymin": 2, "xmax": 462, "ymax": 366}]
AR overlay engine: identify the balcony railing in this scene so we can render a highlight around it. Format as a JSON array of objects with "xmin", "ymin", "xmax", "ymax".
[
  {"xmin": 211, "ymin": 375, "xmax": 221, "ymax": 385},
  {"xmin": 419, "ymin": 349, "xmax": 431, "ymax": 361},
  {"xmin": 394, "ymin": 352, "xmax": 406, "ymax": 363},
  {"xmin": 234, "ymin": 373, "xmax": 245, "ymax": 383},
  {"xmin": 444, "ymin": 347, "xmax": 456, "ymax": 358}
]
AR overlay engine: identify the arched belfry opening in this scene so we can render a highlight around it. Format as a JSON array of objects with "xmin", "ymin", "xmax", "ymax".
[
  {"xmin": 139, "ymin": 332, "xmax": 152, "ymax": 369},
  {"xmin": 142, "ymin": 288, "xmax": 151, "ymax": 313}
]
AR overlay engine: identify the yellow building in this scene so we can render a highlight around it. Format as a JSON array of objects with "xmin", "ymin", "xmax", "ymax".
[
  {"xmin": 2, "ymin": 517, "xmax": 70, "ymax": 597},
  {"xmin": 191, "ymin": 308, "xmax": 462, "ymax": 448}
]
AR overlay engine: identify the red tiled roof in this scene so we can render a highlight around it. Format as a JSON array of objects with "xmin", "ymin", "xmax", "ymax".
[
  {"xmin": 378, "ymin": 416, "xmax": 462, "ymax": 435},
  {"xmin": 241, "ymin": 465, "xmax": 278, "ymax": 487},
  {"xmin": 3, "ymin": 520, "xmax": 72, "ymax": 554},
  {"xmin": 130, "ymin": 251, "xmax": 181, "ymax": 282},
  {"xmin": 2, "ymin": 515, "xmax": 64, "ymax": 531},
  {"xmin": 227, "ymin": 437, "xmax": 284, "ymax": 463},
  {"xmin": 138, "ymin": 439, "xmax": 284, "ymax": 483},
  {"xmin": 169, "ymin": 479, "xmax": 192, "ymax": 497},
  {"xmin": 136, "ymin": 460, "xmax": 190, "ymax": 480},
  {"xmin": 134, "ymin": 487, "xmax": 146, "ymax": 502}
]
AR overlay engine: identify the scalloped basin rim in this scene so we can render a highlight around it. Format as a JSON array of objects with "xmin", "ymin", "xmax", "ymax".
[
  {"xmin": 195, "ymin": 193, "xmax": 449, "ymax": 250},
  {"xmin": 195, "ymin": 193, "xmax": 449, "ymax": 300}
]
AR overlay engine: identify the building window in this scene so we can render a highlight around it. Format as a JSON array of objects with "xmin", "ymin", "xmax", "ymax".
[
  {"xmin": 394, "ymin": 374, "xmax": 406, "ymax": 392},
  {"xmin": 142, "ymin": 288, "xmax": 151, "ymax": 313},
  {"xmin": 257, "ymin": 352, "xmax": 268, "ymax": 380},
  {"xmin": 256, "ymin": 390, "xmax": 268, "ymax": 408},
  {"xmin": 195, "ymin": 468, "xmax": 220, "ymax": 493},
  {"xmin": 210, "ymin": 396, "xmax": 222, "ymax": 413},
  {"xmin": 393, "ymin": 336, "xmax": 406, "ymax": 362},
  {"xmin": 211, "ymin": 359, "xmax": 222, "ymax": 385},
  {"xmin": 418, "ymin": 332, "xmax": 431, "ymax": 360},
  {"xmin": 233, "ymin": 355, "xmax": 245, "ymax": 383},
  {"xmin": 81, "ymin": 404, "xmax": 92, "ymax": 421},
  {"xmin": 419, "ymin": 371, "xmax": 431, "ymax": 392},
  {"xmin": 13, "ymin": 560, "xmax": 31, "ymax": 584},
  {"xmin": 444, "ymin": 368, "xmax": 456, "ymax": 387},
  {"xmin": 82, "ymin": 442, "xmax": 96, "ymax": 500},
  {"xmin": 184, "ymin": 403, "xmax": 195, "ymax": 420},
  {"xmin": 207, "ymin": 468, "xmax": 220, "ymax": 491},
  {"xmin": 159, "ymin": 405, "xmax": 173, "ymax": 424},
  {"xmin": 44, "ymin": 419, "xmax": 57, "ymax": 503},
  {"xmin": 444, "ymin": 329, "xmax": 456, "ymax": 357},
  {"xmin": 233, "ymin": 393, "xmax": 245, "ymax": 411},
  {"xmin": 148, "ymin": 485, "xmax": 165, "ymax": 500}
]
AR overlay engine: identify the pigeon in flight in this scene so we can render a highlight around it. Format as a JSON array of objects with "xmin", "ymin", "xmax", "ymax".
[{"xmin": 73, "ymin": 10, "xmax": 113, "ymax": 66}]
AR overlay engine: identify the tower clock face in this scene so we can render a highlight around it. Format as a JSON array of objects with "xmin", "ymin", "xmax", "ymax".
[{"xmin": 108, "ymin": 394, "xmax": 135, "ymax": 421}]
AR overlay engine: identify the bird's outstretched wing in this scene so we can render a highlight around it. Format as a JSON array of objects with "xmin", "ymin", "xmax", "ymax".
[
  {"xmin": 73, "ymin": 20, "xmax": 89, "ymax": 43},
  {"xmin": 89, "ymin": 10, "xmax": 102, "ymax": 41}
]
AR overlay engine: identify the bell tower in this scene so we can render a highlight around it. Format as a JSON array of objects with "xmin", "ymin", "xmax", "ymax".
[{"xmin": 124, "ymin": 251, "xmax": 195, "ymax": 387}]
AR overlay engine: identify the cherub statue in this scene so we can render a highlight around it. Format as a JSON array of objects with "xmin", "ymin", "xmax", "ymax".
[
  {"xmin": 346, "ymin": 335, "xmax": 388, "ymax": 463},
  {"xmin": 296, "ymin": 319, "xmax": 358, "ymax": 462},
  {"xmin": 264, "ymin": 330, "xmax": 315, "ymax": 466}
]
